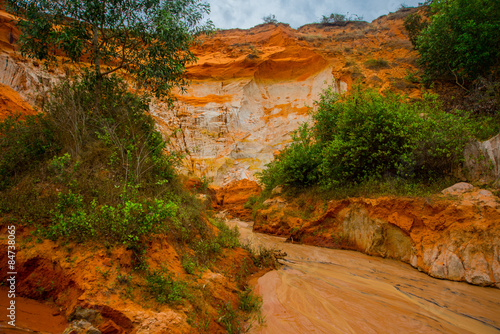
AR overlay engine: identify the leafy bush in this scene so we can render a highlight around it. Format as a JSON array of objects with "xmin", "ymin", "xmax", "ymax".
[
  {"xmin": 259, "ymin": 85, "xmax": 475, "ymax": 191},
  {"xmin": 146, "ymin": 270, "xmax": 189, "ymax": 304},
  {"xmin": 318, "ymin": 89, "xmax": 473, "ymax": 186},
  {"xmin": 45, "ymin": 189, "xmax": 177, "ymax": 252},
  {"xmin": 258, "ymin": 123, "xmax": 322, "ymax": 190},
  {"xmin": 416, "ymin": 0, "xmax": 500, "ymax": 84},
  {"xmin": 45, "ymin": 73, "xmax": 178, "ymax": 183},
  {"xmin": 0, "ymin": 113, "xmax": 59, "ymax": 189},
  {"xmin": 403, "ymin": 12, "xmax": 428, "ymax": 47}
]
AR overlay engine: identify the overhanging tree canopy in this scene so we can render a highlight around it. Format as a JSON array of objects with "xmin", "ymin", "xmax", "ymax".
[{"xmin": 6, "ymin": 0, "xmax": 214, "ymax": 100}]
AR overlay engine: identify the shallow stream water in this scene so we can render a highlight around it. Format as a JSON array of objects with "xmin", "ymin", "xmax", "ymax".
[{"xmin": 226, "ymin": 218, "xmax": 500, "ymax": 334}]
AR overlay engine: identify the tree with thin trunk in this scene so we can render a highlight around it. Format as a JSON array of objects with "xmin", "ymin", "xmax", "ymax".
[{"xmin": 6, "ymin": 0, "xmax": 214, "ymax": 102}]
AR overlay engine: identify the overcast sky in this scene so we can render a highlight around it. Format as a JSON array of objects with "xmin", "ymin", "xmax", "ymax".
[{"xmin": 205, "ymin": 0, "xmax": 424, "ymax": 29}]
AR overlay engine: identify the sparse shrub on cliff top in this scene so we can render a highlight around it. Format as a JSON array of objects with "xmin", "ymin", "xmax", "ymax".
[
  {"xmin": 262, "ymin": 14, "xmax": 278, "ymax": 24},
  {"xmin": 320, "ymin": 13, "xmax": 364, "ymax": 26}
]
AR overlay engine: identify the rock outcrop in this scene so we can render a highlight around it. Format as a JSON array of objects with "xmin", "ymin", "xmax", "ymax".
[
  {"xmin": 462, "ymin": 134, "xmax": 500, "ymax": 187},
  {"xmin": 211, "ymin": 179, "xmax": 261, "ymax": 221},
  {"xmin": 254, "ymin": 183, "xmax": 500, "ymax": 287}
]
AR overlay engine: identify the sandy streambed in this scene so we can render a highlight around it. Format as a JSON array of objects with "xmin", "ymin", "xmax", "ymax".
[{"xmin": 226, "ymin": 218, "xmax": 500, "ymax": 334}]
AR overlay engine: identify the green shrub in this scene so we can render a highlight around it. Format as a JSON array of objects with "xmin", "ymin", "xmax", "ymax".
[
  {"xmin": 0, "ymin": 113, "xmax": 59, "ymax": 189},
  {"xmin": 317, "ymin": 89, "xmax": 473, "ymax": 186},
  {"xmin": 364, "ymin": 58, "xmax": 390, "ymax": 70},
  {"xmin": 146, "ymin": 270, "xmax": 188, "ymax": 304},
  {"xmin": 416, "ymin": 0, "xmax": 500, "ymax": 83},
  {"xmin": 45, "ymin": 189, "xmax": 177, "ymax": 253},
  {"xmin": 259, "ymin": 85, "xmax": 475, "ymax": 191},
  {"xmin": 403, "ymin": 12, "xmax": 428, "ymax": 47},
  {"xmin": 238, "ymin": 288, "xmax": 262, "ymax": 313},
  {"xmin": 258, "ymin": 123, "xmax": 322, "ymax": 190},
  {"xmin": 217, "ymin": 302, "xmax": 240, "ymax": 334},
  {"xmin": 213, "ymin": 219, "xmax": 240, "ymax": 248},
  {"xmin": 45, "ymin": 73, "xmax": 178, "ymax": 184}
]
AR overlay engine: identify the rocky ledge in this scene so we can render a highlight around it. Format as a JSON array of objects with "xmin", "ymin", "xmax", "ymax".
[{"xmin": 253, "ymin": 183, "xmax": 500, "ymax": 288}]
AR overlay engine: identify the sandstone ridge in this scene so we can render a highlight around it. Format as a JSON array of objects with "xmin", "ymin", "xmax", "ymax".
[{"xmin": 250, "ymin": 182, "xmax": 500, "ymax": 287}]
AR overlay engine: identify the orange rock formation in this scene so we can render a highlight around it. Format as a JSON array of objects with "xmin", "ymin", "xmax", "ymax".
[
  {"xmin": 152, "ymin": 8, "xmax": 423, "ymax": 185},
  {"xmin": 251, "ymin": 183, "xmax": 500, "ymax": 287}
]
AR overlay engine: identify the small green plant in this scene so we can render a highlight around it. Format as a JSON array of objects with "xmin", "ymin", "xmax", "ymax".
[
  {"xmin": 242, "ymin": 244, "xmax": 279, "ymax": 269},
  {"xmin": 97, "ymin": 267, "xmax": 111, "ymax": 279},
  {"xmin": 217, "ymin": 302, "xmax": 240, "ymax": 334},
  {"xmin": 213, "ymin": 219, "xmax": 240, "ymax": 248},
  {"xmin": 243, "ymin": 196, "xmax": 258, "ymax": 210},
  {"xmin": 116, "ymin": 274, "xmax": 132, "ymax": 285},
  {"xmin": 238, "ymin": 288, "xmax": 262, "ymax": 313},
  {"xmin": 49, "ymin": 153, "xmax": 71, "ymax": 174},
  {"xmin": 404, "ymin": 69, "xmax": 421, "ymax": 84},
  {"xmin": 364, "ymin": 58, "xmax": 390, "ymax": 70},
  {"xmin": 146, "ymin": 270, "xmax": 188, "ymax": 304},
  {"xmin": 181, "ymin": 254, "xmax": 198, "ymax": 275}
]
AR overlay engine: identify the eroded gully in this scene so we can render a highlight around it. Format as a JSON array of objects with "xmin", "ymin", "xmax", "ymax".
[{"xmin": 224, "ymin": 218, "xmax": 500, "ymax": 334}]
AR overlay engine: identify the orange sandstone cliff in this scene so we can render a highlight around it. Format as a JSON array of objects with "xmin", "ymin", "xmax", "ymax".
[{"xmin": 149, "ymin": 8, "xmax": 423, "ymax": 185}]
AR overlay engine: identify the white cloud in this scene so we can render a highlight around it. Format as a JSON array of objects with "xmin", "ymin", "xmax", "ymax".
[{"xmin": 205, "ymin": 0, "xmax": 424, "ymax": 29}]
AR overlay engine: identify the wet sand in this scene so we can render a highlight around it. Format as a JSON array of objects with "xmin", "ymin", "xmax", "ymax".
[
  {"xmin": 0, "ymin": 287, "xmax": 68, "ymax": 334},
  {"xmin": 228, "ymin": 219, "xmax": 500, "ymax": 334}
]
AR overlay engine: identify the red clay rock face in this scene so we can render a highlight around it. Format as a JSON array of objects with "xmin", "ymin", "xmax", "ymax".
[
  {"xmin": 254, "ymin": 184, "xmax": 500, "ymax": 287},
  {"xmin": 0, "ymin": 225, "xmax": 259, "ymax": 333},
  {"xmin": 211, "ymin": 179, "xmax": 261, "ymax": 221}
]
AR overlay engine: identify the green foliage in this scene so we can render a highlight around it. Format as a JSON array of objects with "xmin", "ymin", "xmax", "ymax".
[
  {"xmin": 181, "ymin": 254, "xmax": 197, "ymax": 275},
  {"xmin": 258, "ymin": 123, "xmax": 322, "ymax": 190},
  {"xmin": 243, "ymin": 196, "xmax": 258, "ymax": 210},
  {"xmin": 146, "ymin": 270, "xmax": 188, "ymax": 304},
  {"xmin": 212, "ymin": 219, "xmax": 240, "ymax": 248},
  {"xmin": 45, "ymin": 73, "xmax": 178, "ymax": 183},
  {"xmin": 241, "ymin": 244, "xmax": 279, "ymax": 269},
  {"xmin": 415, "ymin": 0, "xmax": 500, "ymax": 83},
  {"xmin": 0, "ymin": 113, "xmax": 59, "ymax": 189},
  {"xmin": 320, "ymin": 13, "xmax": 363, "ymax": 25},
  {"xmin": 45, "ymin": 189, "xmax": 177, "ymax": 250},
  {"xmin": 259, "ymin": 85, "xmax": 475, "ymax": 191},
  {"xmin": 193, "ymin": 220, "xmax": 239, "ymax": 264},
  {"xmin": 238, "ymin": 288, "xmax": 262, "ymax": 313},
  {"xmin": 262, "ymin": 14, "xmax": 277, "ymax": 24},
  {"xmin": 6, "ymin": 0, "xmax": 214, "ymax": 100},
  {"xmin": 217, "ymin": 302, "xmax": 240, "ymax": 334},
  {"xmin": 364, "ymin": 58, "xmax": 390, "ymax": 70},
  {"xmin": 403, "ymin": 12, "xmax": 428, "ymax": 47}
]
